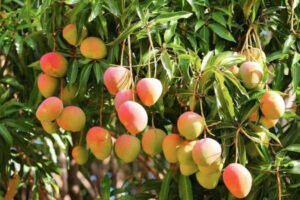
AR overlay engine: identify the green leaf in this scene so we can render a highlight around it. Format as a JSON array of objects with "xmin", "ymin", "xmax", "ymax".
[
  {"xmin": 208, "ymin": 23, "xmax": 236, "ymax": 42},
  {"xmin": 101, "ymin": 175, "xmax": 111, "ymax": 200},
  {"xmin": 78, "ymin": 64, "xmax": 92, "ymax": 97},
  {"xmin": 69, "ymin": 60, "xmax": 79, "ymax": 85},
  {"xmin": 195, "ymin": 19, "xmax": 205, "ymax": 32},
  {"xmin": 178, "ymin": 175, "xmax": 193, "ymax": 200},
  {"xmin": 152, "ymin": 11, "xmax": 192, "ymax": 25},
  {"xmin": 93, "ymin": 62, "xmax": 103, "ymax": 84},
  {"xmin": 0, "ymin": 124, "xmax": 13, "ymax": 147},
  {"xmin": 285, "ymin": 144, "xmax": 300, "ymax": 153},
  {"xmin": 159, "ymin": 171, "xmax": 172, "ymax": 200},
  {"xmin": 161, "ymin": 50, "xmax": 174, "ymax": 80},
  {"xmin": 291, "ymin": 52, "xmax": 300, "ymax": 91},
  {"xmin": 212, "ymin": 12, "xmax": 226, "ymax": 27}
]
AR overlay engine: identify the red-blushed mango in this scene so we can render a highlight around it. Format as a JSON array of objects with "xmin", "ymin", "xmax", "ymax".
[
  {"xmin": 36, "ymin": 97, "xmax": 63, "ymax": 122},
  {"xmin": 177, "ymin": 141, "xmax": 197, "ymax": 165},
  {"xmin": 103, "ymin": 66, "xmax": 131, "ymax": 95},
  {"xmin": 136, "ymin": 78, "xmax": 163, "ymax": 106},
  {"xmin": 260, "ymin": 91, "xmax": 285, "ymax": 119},
  {"xmin": 179, "ymin": 163, "xmax": 198, "ymax": 176},
  {"xmin": 37, "ymin": 73, "xmax": 59, "ymax": 97},
  {"xmin": 62, "ymin": 23, "xmax": 87, "ymax": 46},
  {"xmin": 60, "ymin": 85, "xmax": 77, "ymax": 105},
  {"xmin": 117, "ymin": 101, "xmax": 148, "ymax": 134},
  {"xmin": 248, "ymin": 109, "xmax": 259, "ymax": 122},
  {"xmin": 162, "ymin": 134, "xmax": 183, "ymax": 163},
  {"xmin": 192, "ymin": 138, "xmax": 222, "ymax": 166},
  {"xmin": 41, "ymin": 121, "xmax": 58, "ymax": 134},
  {"xmin": 141, "ymin": 128, "xmax": 166, "ymax": 157},
  {"xmin": 198, "ymin": 158, "xmax": 223, "ymax": 174},
  {"xmin": 196, "ymin": 171, "xmax": 221, "ymax": 189},
  {"xmin": 177, "ymin": 111, "xmax": 204, "ymax": 140},
  {"xmin": 239, "ymin": 61, "xmax": 263, "ymax": 89},
  {"xmin": 80, "ymin": 37, "xmax": 107, "ymax": 59},
  {"xmin": 260, "ymin": 116, "xmax": 278, "ymax": 129},
  {"xmin": 223, "ymin": 163, "xmax": 252, "ymax": 199},
  {"xmin": 114, "ymin": 134, "xmax": 140, "ymax": 163},
  {"xmin": 40, "ymin": 52, "xmax": 68, "ymax": 77},
  {"xmin": 86, "ymin": 126, "xmax": 112, "ymax": 160},
  {"xmin": 227, "ymin": 65, "xmax": 239, "ymax": 76},
  {"xmin": 114, "ymin": 89, "xmax": 134, "ymax": 111},
  {"xmin": 56, "ymin": 106, "xmax": 86, "ymax": 132},
  {"xmin": 72, "ymin": 146, "xmax": 88, "ymax": 165}
]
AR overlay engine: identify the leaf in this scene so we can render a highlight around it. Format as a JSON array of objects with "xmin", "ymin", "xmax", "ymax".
[
  {"xmin": 212, "ymin": 12, "xmax": 226, "ymax": 27},
  {"xmin": 285, "ymin": 144, "xmax": 300, "ymax": 153},
  {"xmin": 152, "ymin": 11, "xmax": 192, "ymax": 25},
  {"xmin": 88, "ymin": 0, "xmax": 103, "ymax": 22},
  {"xmin": 93, "ymin": 62, "xmax": 103, "ymax": 84},
  {"xmin": 68, "ymin": 60, "xmax": 79, "ymax": 85},
  {"xmin": 0, "ymin": 124, "xmax": 13, "ymax": 147},
  {"xmin": 178, "ymin": 175, "xmax": 193, "ymax": 200},
  {"xmin": 161, "ymin": 50, "xmax": 174, "ymax": 80},
  {"xmin": 78, "ymin": 64, "xmax": 92, "ymax": 97},
  {"xmin": 208, "ymin": 23, "xmax": 236, "ymax": 42},
  {"xmin": 101, "ymin": 175, "xmax": 111, "ymax": 200},
  {"xmin": 159, "ymin": 171, "xmax": 172, "ymax": 200},
  {"xmin": 243, "ymin": 0, "xmax": 256, "ymax": 19},
  {"xmin": 107, "ymin": 21, "xmax": 143, "ymax": 46},
  {"xmin": 195, "ymin": 19, "xmax": 205, "ymax": 32},
  {"xmin": 282, "ymin": 35, "xmax": 296, "ymax": 53}
]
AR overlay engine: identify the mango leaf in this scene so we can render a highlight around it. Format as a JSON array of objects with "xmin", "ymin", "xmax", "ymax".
[
  {"xmin": 161, "ymin": 50, "xmax": 174, "ymax": 80},
  {"xmin": 0, "ymin": 124, "xmax": 13, "ymax": 147},
  {"xmin": 285, "ymin": 144, "xmax": 300, "ymax": 153},
  {"xmin": 93, "ymin": 62, "xmax": 103, "ymax": 84},
  {"xmin": 78, "ymin": 64, "xmax": 92, "ymax": 97},
  {"xmin": 101, "ymin": 175, "xmax": 111, "ymax": 200},
  {"xmin": 152, "ymin": 11, "xmax": 192, "ymax": 25},
  {"xmin": 212, "ymin": 12, "xmax": 226, "ymax": 27},
  {"xmin": 195, "ymin": 19, "xmax": 205, "ymax": 32},
  {"xmin": 291, "ymin": 52, "xmax": 300, "ymax": 91},
  {"xmin": 178, "ymin": 175, "xmax": 193, "ymax": 200},
  {"xmin": 208, "ymin": 23, "xmax": 236, "ymax": 42},
  {"xmin": 159, "ymin": 171, "xmax": 172, "ymax": 200}
]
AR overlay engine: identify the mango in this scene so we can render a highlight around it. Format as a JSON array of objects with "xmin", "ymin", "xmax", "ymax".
[
  {"xmin": 62, "ymin": 23, "xmax": 87, "ymax": 46},
  {"xmin": 117, "ymin": 101, "xmax": 148, "ymax": 134},
  {"xmin": 260, "ymin": 91, "xmax": 285, "ymax": 119},
  {"xmin": 177, "ymin": 141, "xmax": 196, "ymax": 165},
  {"xmin": 198, "ymin": 158, "xmax": 223, "ymax": 174},
  {"xmin": 40, "ymin": 52, "xmax": 68, "ymax": 77},
  {"xmin": 196, "ymin": 171, "xmax": 221, "ymax": 189},
  {"xmin": 103, "ymin": 66, "xmax": 132, "ymax": 95},
  {"xmin": 179, "ymin": 163, "xmax": 198, "ymax": 176},
  {"xmin": 239, "ymin": 61, "xmax": 263, "ymax": 89},
  {"xmin": 177, "ymin": 111, "xmax": 204, "ymax": 140},
  {"xmin": 60, "ymin": 85, "xmax": 77, "ymax": 105},
  {"xmin": 141, "ymin": 128, "xmax": 166, "ymax": 157},
  {"xmin": 72, "ymin": 146, "xmax": 88, "ymax": 165},
  {"xmin": 260, "ymin": 116, "xmax": 278, "ymax": 129},
  {"xmin": 56, "ymin": 106, "xmax": 86, "ymax": 132},
  {"xmin": 80, "ymin": 37, "xmax": 107, "ymax": 59},
  {"xmin": 227, "ymin": 65, "xmax": 239, "ymax": 76},
  {"xmin": 114, "ymin": 134, "xmax": 140, "ymax": 163},
  {"xmin": 136, "ymin": 78, "xmax": 163, "ymax": 106},
  {"xmin": 223, "ymin": 163, "xmax": 252, "ymax": 199},
  {"xmin": 114, "ymin": 89, "xmax": 134, "ymax": 111},
  {"xmin": 41, "ymin": 121, "xmax": 58, "ymax": 134},
  {"xmin": 162, "ymin": 134, "xmax": 183, "ymax": 163},
  {"xmin": 37, "ymin": 73, "xmax": 59, "ymax": 97},
  {"xmin": 86, "ymin": 126, "xmax": 112, "ymax": 160},
  {"xmin": 192, "ymin": 138, "xmax": 222, "ymax": 166},
  {"xmin": 36, "ymin": 97, "xmax": 63, "ymax": 122}
]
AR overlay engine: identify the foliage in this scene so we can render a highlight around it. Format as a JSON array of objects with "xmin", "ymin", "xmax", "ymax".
[{"xmin": 0, "ymin": 0, "xmax": 300, "ymax": 199}]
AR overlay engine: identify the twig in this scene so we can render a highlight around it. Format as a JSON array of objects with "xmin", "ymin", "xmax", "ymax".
[
  {"xmin": 137, "ymin": 155, "xmax": 161, "ymax": 180},
  {"xmin": 127, "ymin": 36, "xmax": 135, "ymax": 101}
]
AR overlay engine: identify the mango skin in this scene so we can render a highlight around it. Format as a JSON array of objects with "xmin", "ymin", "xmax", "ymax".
[
  {"xmin": 177, "ymin": 111, "xmax": 204, "ymax": 140},
  {"xmin": 115, "ymin": 134, "xmax": 140, "ymax": 163},
  {"xmin": 260, "ymin": 91, "xmax": 285, "ymax": 120},
  {"xmin": 227, "ymin": 65, "xmax": 239, "ymax": 76},
  {"xmin": 179, "ymin": 163, "xmax": 198, "ymax": 176},
  {"xmin": 80, "ymin": 37, "xmax": 107, "ymax": 59},
  {"xmin": 177, "ymin": 141, "xmax": 197, "ymax": 165},
  {"xmin": 223, "ymin": 163, "xmax": 252, "ymax": 199},
  {"xmin": 86, "ymin": 126, "xmax": 112, "ymax": 160},
  {"xmin": 36, "ymin": 97, "xmax": 63, "ymax": 122},
  {"xmin": 40, "ymin": 52, "xmax": 68, "ymax": 77},
  {"xmin": 117, "ymin": 101, "xmax": 148, "ymax": 134},
  {"xmin": 60, "ymin": 85, "xmax": 77, "ymax": 105},
  {"xmin": 56, "ymin": 106, "xmax": 86, "ymax": 132},
  {"xmin": 72, "ymin": 146, "xmax": 88, "ymax": 165},
  {"xmin": 62, "ymin": 23, "xmax": 87, "ymax": 46},
  {"xmin": 260, "ymin": 116, "xmax": 278, "ymax": 129},
  {"xmin": 136, "ymin": 78, "xmax": 163, "ymax": 106},
  {"xmin": 248, "ymin": 109, "xmax": 259, "ymax": 122},
  {"xmin": 196, "ymin": 171, "xmax": 221, "ymax": 189},
  {"xmin": 103, "ymin": 66, "xmax": 132, "ymax": 95},
  {"xmin": 192, "ymin": 138, "xmax": 222, "ymax": 166},
  {"xmin": 142, "ymin": 128, "xmax": 166, "ymax": 157},
  {"xmin": 114, "ymin": 89, "xmax": 134, "ymax": 111},
  {"xmin": 41, "ymin": 121, "xmax": 58, "ymax": 134},
  {"xmin": 239, "ymin": 61, "xmax": 263, "ymax": 89},
  {"xmin": 198, "ymin": 158, "xmax": 223, "ymax": 174},
  {"xmin": 162, "ymin": 134, "xmax": 183, "ymax": 163},
  {"xmin": 37, "ymin": 73, "xmax": 59, "ymax": 97}
]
